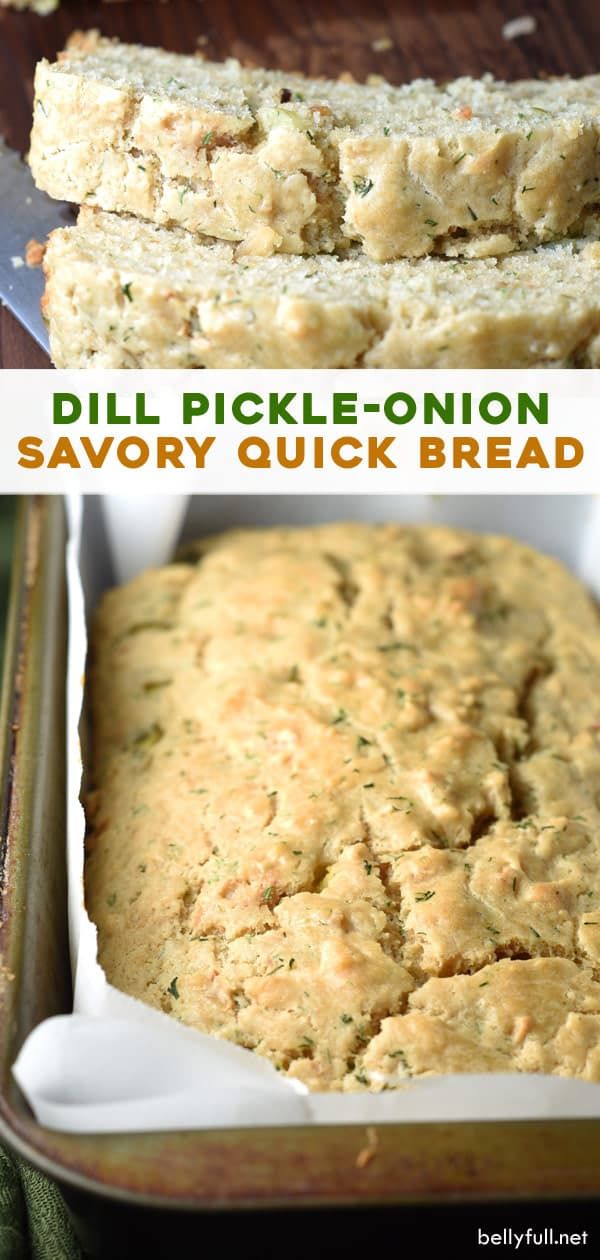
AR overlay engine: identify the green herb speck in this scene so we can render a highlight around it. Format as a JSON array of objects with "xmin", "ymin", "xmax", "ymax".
[
  {"xmin": 131, "ymin": 722, "xmax": 163, "ymax": 751},
  {"xmin": 353, "ymin": 176, "xmax": 374, "ymax": 197},
  {"xmin": 331, "ymin": 708, "xmax": 347, "ymax": 725},
  {"xmin": 142, "ymin": 678, "xmax": 172, "ymax": 692},
  {"xmin": 377, "ymin": 641, "xmax": 414, "ymax": 653}
]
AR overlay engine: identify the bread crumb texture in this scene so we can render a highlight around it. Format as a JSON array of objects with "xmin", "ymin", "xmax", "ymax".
[
  {"xmin": 43, "ymin": 208, "xmax": 600, "ymax": 368},
  {"xmin": 86, "ymin": 524, "xmax": 600, "ymax": 1091},
  {"xmin": 29, "ymin": 33, "xmax": 600, "ymax": 260}
]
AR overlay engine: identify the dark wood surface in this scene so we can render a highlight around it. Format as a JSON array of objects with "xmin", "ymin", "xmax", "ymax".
[{"xmin": 1, "ymin": 0, "xmax": 599, "ymax": 367}]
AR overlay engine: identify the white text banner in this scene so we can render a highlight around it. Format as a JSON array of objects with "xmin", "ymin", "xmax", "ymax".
[{"xmin": 1, "ymin": 369, "xmax": 598, "ymax": 493}]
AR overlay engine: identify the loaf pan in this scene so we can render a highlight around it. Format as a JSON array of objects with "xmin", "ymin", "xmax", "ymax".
[{"xmin": 2, "ymin": 496, "xmax": 600, "ymax": 1231}]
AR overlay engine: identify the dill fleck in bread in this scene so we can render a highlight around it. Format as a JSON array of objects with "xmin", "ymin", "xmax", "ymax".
[
  {"xmin": 42, "ymin": 208, "xmax": 600, "ymax": 367},
  {"xmin": 29, "ymin": 33, "xmax": 600, "ymax": 260},
  {"xmin": 85, "ymin": 523, "xmax": 600, "ymax": 1091}
]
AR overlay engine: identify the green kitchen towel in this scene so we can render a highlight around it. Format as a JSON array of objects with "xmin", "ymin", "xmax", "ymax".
[{"xmin": 0, "ymin": 1145, "xmax": 83, "ymax": 1260}]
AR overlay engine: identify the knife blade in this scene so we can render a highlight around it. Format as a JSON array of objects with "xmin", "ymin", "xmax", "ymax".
[{"xmin": 0, "ymin": 138, "xmax": 74, "ymax": 356}]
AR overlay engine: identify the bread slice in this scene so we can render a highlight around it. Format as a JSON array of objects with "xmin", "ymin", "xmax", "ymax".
[
  {"xmin": 29, "ymin": 34, "xmax": 600, "ymax": 261},
  {"xmin": 42, "ymin": 206, "xmax": 600, "ymax": 368}
]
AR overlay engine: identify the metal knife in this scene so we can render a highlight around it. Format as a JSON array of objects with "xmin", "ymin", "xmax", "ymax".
[{"xmin": 0, "ymin": 138, "xmax": 74, "ymax": 356}]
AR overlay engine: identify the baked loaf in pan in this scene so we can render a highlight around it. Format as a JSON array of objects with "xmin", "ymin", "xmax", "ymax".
[
  {"xmin": 30, "ymin": 33, "xmax": 600, "ymax": 261},
  {"xmin": 86, "ymin": 524, "xmax": 600, "ymax": 1091},
  {"xmin": 43, "ymin": 208, "xmax": 600, "ymax": 368}
]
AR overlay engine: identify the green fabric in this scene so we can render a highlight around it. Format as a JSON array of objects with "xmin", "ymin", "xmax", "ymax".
[
  {"xmin": 0, "ymin": 1145, "xmax": 83, "ymax": 1260},
  {"xmin": 0, "ymin": 1145, "xmax": 27, "ymax": 1260}
]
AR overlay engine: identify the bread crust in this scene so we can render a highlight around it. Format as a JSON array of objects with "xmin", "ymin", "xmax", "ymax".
[{"xmin": 85, "ymin": 524, "xmax": 600, "ymax": 1090}]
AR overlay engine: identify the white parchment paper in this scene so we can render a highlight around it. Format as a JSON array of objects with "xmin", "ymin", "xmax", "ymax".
[{"xmin": 13, "ymin": 493, "xmax": 600, "ymax": 1132}]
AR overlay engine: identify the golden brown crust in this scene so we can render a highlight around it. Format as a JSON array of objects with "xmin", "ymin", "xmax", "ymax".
[{"xmin": 85, "ymin": 524, "xmax": 600, "ymax": 1090}]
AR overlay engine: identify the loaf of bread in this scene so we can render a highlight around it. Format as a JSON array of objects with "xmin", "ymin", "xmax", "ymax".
[
  {"xmin": 42, "ymin": 207, "xmax": 600, "ymax": 368},
  {"xmin": 85, "ymin": 523, "xmax": 600, "ymax": 1090},
  {"xmin": 30, "ymin": 33, "xmax": 600, "ymax": 260}
]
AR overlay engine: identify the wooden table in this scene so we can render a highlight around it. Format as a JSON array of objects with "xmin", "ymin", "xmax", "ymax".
[{"xmin": 1, "ymin": 0, "xmax": 599, "ymax": 366}]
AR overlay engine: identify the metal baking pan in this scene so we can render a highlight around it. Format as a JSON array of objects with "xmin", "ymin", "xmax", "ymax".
[{"xmin": 1, "ymin": 497, "xmax": 600, "ymax": 1240}]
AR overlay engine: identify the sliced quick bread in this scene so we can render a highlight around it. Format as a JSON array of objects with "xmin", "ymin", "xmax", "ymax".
[
  {"xmin": 42, "ymin": 207, "xmax": 600, "ymax": 368},
  {"xmin": 30, "ymin": 33, "xmax": 600, "ymax": 261}
]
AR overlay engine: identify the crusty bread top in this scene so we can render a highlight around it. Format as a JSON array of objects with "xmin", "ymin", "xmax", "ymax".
[
  {"xmin": 86, "ymin": 524, "xmax": 600, "ymax": 1089},
  {"xmin": 49, "ymin": 32, "xmax": 600, "ymax": 138}
]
